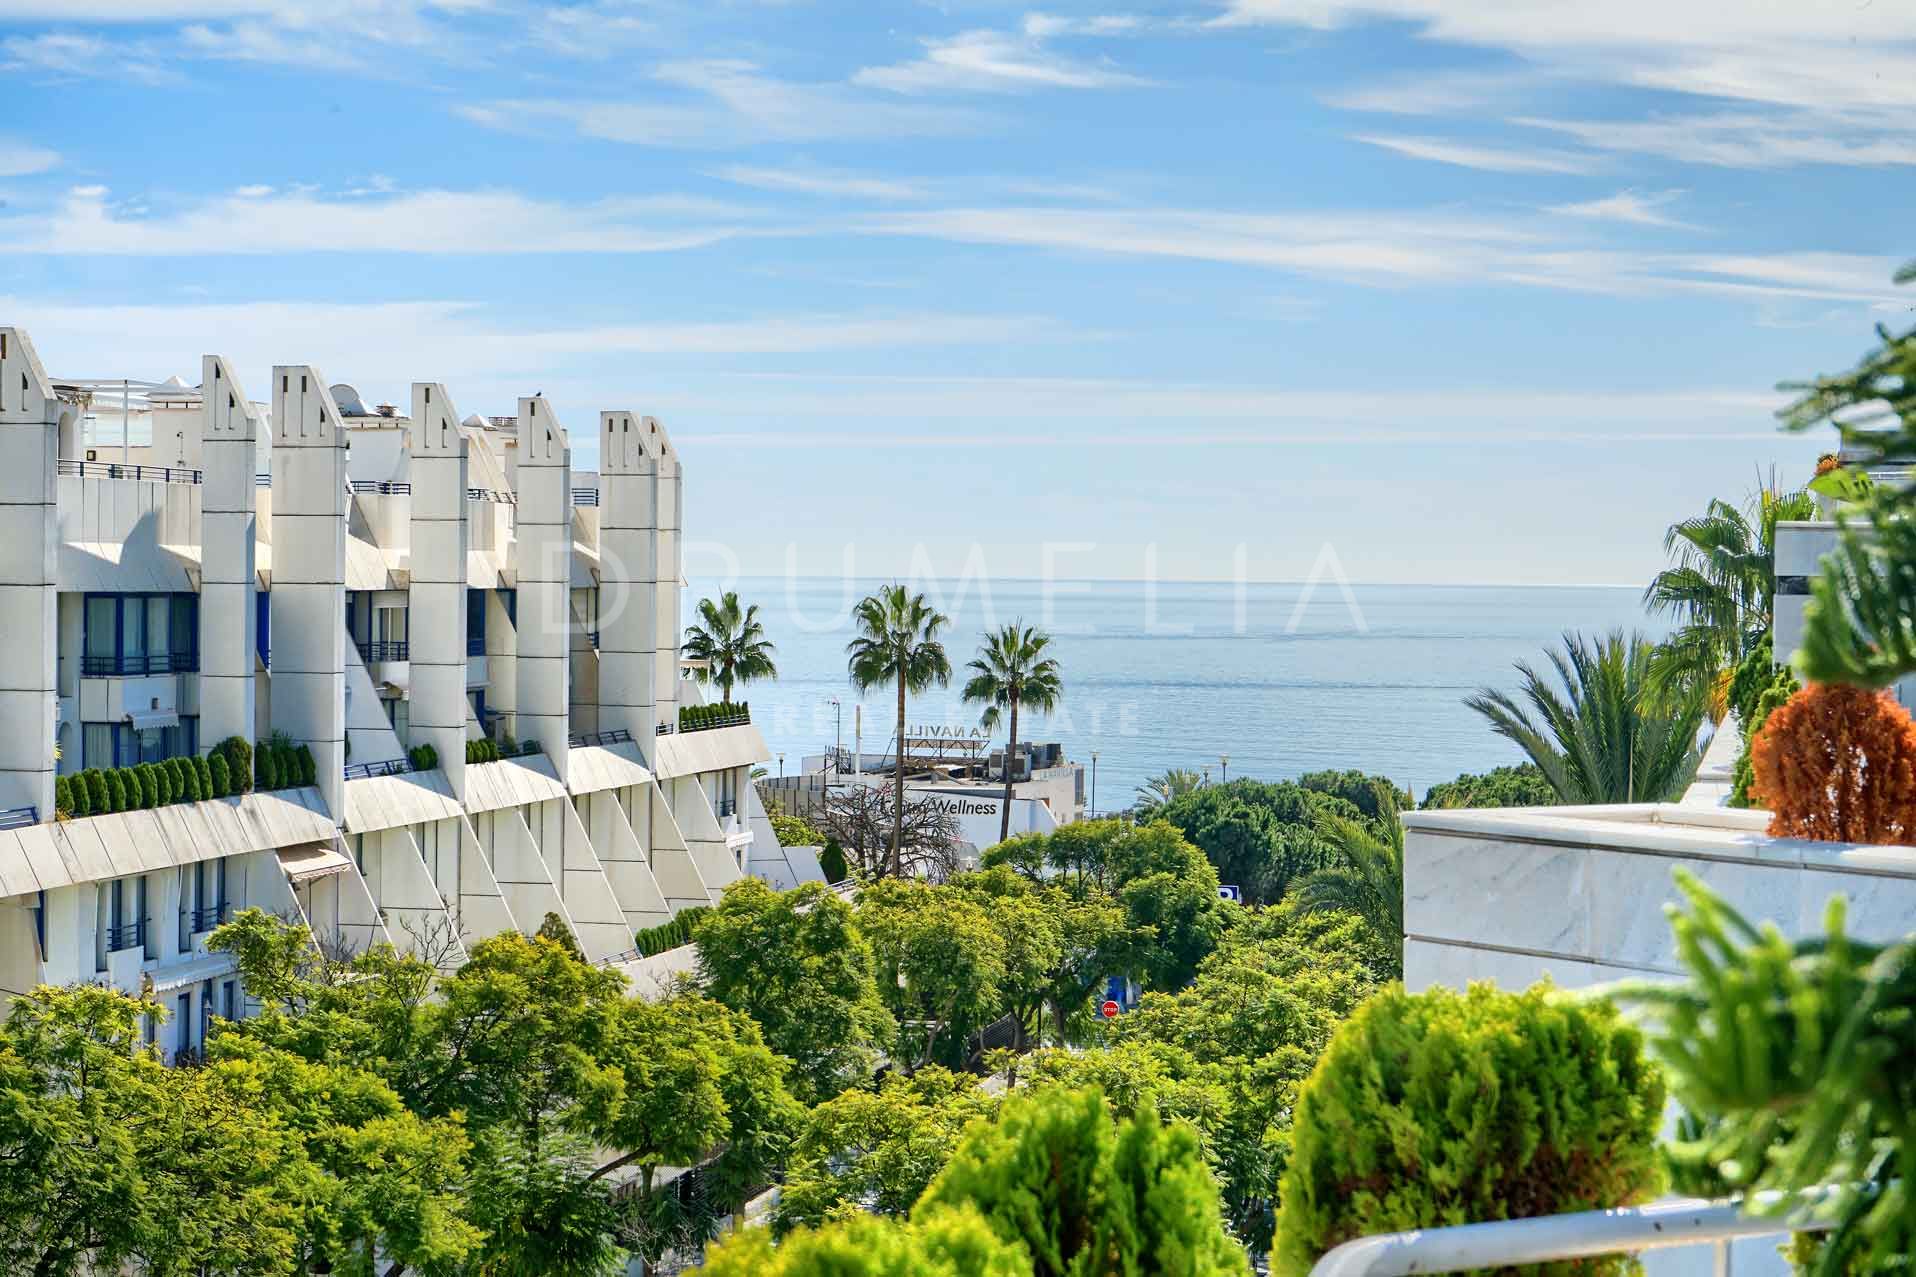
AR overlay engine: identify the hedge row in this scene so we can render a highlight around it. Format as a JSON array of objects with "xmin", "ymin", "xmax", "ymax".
[
  {"xmin": 680, "ymin": 701, "xmax": 749, "ymax": 732},
  {"xmin": 464, "ymin": 737, "xmax": 543, "ymax": 765},
  {"xmin": 633, "ymin": 905, "xmax": 710, "ymax": 957},
  {"xmin": 57, "ymin": 754, "xmax": 218, "ymax": 819}
]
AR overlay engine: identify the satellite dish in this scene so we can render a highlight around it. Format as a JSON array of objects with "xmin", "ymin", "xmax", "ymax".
[{"xmin": 330, "ymin": 383, "xmax": 368, "ymax": 416}]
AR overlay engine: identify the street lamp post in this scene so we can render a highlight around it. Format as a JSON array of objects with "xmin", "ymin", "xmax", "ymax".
[
  {"xmin": 778, "ymin": 753, "xmax": 785, "ymax": 779},
  {"xmin": 1202, "ymin": 765, "xmax": 1212, "ymax": 788},
  {"xmin": 1220, "ymin": 754, "xmax": 1229, "ymax": 784},
  {"xmin": 1090, "ymin": 750, "xmax": 1099, "ymax": 818}
]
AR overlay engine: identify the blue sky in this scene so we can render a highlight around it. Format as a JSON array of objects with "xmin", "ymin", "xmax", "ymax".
[{"xmin": 3, "ymin": 0, "xmax": 1913, "ymax": 585}]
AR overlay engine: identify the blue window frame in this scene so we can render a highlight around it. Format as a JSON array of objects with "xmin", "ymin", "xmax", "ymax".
[
  {"xmin": 467, "ymin": 589, "xmax": 486, "ymax": 655},
  {"xmin": 82, "ymin": 717, "xmax": 198, "ymax": 769},
  {"xmin": 256, "ymin": 590, "xmax": 270, "ymax": 668},
  {"xmin": 80, "ymin": 593, "xmax": 198, "ymax": 676}
]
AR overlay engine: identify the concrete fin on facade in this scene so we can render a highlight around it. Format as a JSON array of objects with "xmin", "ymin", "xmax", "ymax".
[
  {"xmin": 199, "ymin": 354, "xmax": 258, "ymax": 750},
  {"xmin": 543, "ymin": 795, "xmax": 641, "ymax": 962},
  {"xmin": 474, "ymin": 803, "xmax": 573, "ymax": 940},
  {"xmin": 355, "ymin": 823, "xmax": 467, "ymax": 967},
  {"xmin": 513, "ymin": 396, "xmax": 573, "ymax": 781},
  {"xmin": 648, "ymin": 780, "xmax": 716, "ymax": 912},
  {"xmin": 577, "ymin": 787, "xmax": 672, "ymax": 931},
  {"xmin": 669, "ymin": 773, "xmax": 743, "ymax": 901},
  {"xmin": 0, "ymin": 327, "xmax": 60, "ymax": 819}
]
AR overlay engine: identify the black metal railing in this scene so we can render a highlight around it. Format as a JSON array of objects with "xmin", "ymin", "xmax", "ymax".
[
  {"xmin": 189, "ymin": 903, "xmax": 229, "ymax": 933},
  {"xmin": 61, "ymin": 458, "xmax": 202, "ymax": 485},
  {"xmin": 256, "ymin": 473, "xmax": 272, "ymax": 486},
  {"xmin": 680, "ymin": 710, "xmax": 749, "ymax": 733},
  {"xmin": 467, "ymin": 635, "xmax": 486, "ymax": 656},
  {"xmin": 572, "ymin": 487, "xmax": 600, "ymax": 506},
  {"xmin": 344, "ymin": 758, "xmax": 411, "ymax": 781},
  {"xmin": 466, "ymin": 487, "xmax": 516, "ymax": 504},
  {"xmin": 567, "ymin": 728, "xmax": 634, "ymax": 749},
  {"xmin": 717, "ymin": 797, "xmax": 736, "ymax": 818},
  {"xmin": 81, "ymin": 652, "xmax": 198, "ymax": 677},
  {"xmin": 356, "ymin": 640, "xmax": 409, "ymax": 662},
  {"xmin": 349, "ymin": 479, "xmax": 411, "ymax": 494},
  {"xmin": 0, "ymin": 805, "xmax": 37, "ymax": 831},
  {"xmin": 105, "ymin": 921, "xmax": 146, "ymax": 952},
  {"xmin": 657, "ymin": 722, "xmax": 673, "ymax": 735},
  {"xmin": 588, "ymin": 630, "xmax": 599, "ymax": 649}
]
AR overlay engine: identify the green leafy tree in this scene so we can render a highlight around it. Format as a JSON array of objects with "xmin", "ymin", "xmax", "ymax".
[
  {"xmin": 695, "ymin": 878, "xmax": 894, "ymax": 1103},
  {"xmin": 1776, "ymin": 260, "xmax": 1916, "ymax": 686},
  {"xmin": 1466, "ymin": 630, "xmax": 1708, "ymax": 804},
  {"xmin": 1418, "ymin": 762, "xmax": 1559, "ymax": 810},
  {"xmin": 1642, "ymin": 485, "xmax": 1816, "ymax": 706},
  {"xmin": 775, "ymin": 1067, "xmax": 1003, "ymax": 1233},
  {"xmin": 768, "ymin": 809, "xmax": 825, "ymax": 848},
  {"xmin": 846, "ymin": 584, "xmax": 953, "ymax": 876},
  {"xmin": 1273, "ymin": 982, "xmax": 1667, "ymax": 1277},
  {"xmin": 682, "ymin": 591, "xmax": 778, "ymax": 704},
  {"xmin": 1155, "ymin": 779, "xmax": 1360, "ymax": 905},
  {"xmin": 818, "ymin": 839, "xmax": 849, "ymax": 884},
  {"xmin": 1133, "ymin": 767, "xmax": 1202, "ymax": 814},
  {"xmin": 916, "ymin": 1086, "xmax": 1252, "ymax": 1277},
  {"xmin": 857, "ymin": 876, "xmax": 1007, "ymax": 1071},
  {"xmin": 1296, "ymin": 769, "xmax": 1410, "ymax": 821},
  {"xmin": 961, "ymin": 622, "xmax": 1065, "ymax": 845},
  {"xmin": 1291, "ymin": 802, "xmax": 1405, "ymax": 976}
]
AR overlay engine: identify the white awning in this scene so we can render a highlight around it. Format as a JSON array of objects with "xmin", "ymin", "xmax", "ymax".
[
  {"xmin": 277, "ymin": 842, "xmax": 353, "ymax": 884},
  {"xmin": 126, "ymin": 709, "xmax": 180, "ymax": 731}
]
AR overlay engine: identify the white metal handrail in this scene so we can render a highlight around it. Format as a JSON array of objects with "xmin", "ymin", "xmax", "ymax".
[{"xmin": 1307, "ymin": 1190, "xmax": 1840, "ymax": 1277}]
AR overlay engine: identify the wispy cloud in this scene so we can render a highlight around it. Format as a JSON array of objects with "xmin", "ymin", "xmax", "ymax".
[
  {"xmin": 1517, "ymin": 112, "xmax": 1916, "ymax": 170},
  {"xmin": 1544, "ymin": 189, "xmax": 1694, "ymax": 229},
  {"xmin": 4, "ymin": 185, "xmax": 767, "ymax": 255},
  {"xmin": 854, "ymin": 14, "xmax": 1154, "ymax": 95},
  {"xmin": 0, "ymin": 138, "xmax": 59, "ymax": 177},
  {"xmin": 708, "ymin": 164, "xmax": 933, "ymax": 201},
  {"xmin": 1353, "ymin": 134, "xmax": 1598, "ymax": 174},
  {"xmin": 464, "ymin": 60, "xmax": 988, "ymax": 148},
  {"xmin": 1, "ymin": 30, "xmax": 178, "ymax": 82}
]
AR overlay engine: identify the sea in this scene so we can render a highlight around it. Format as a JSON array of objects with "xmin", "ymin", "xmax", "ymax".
[{"xmin": 686, "ymin": 577, "xmax": 1669, "ymax": 812}]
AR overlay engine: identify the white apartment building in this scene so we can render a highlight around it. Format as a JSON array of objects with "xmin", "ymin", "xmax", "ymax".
[{"xmin": 0, "ymin": 325, "xmax": 816, "ymax": 1056}]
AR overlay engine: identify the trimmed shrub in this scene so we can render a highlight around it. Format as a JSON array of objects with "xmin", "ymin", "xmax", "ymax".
[
  {"xmin": 633, "ymin": 905, "xmax": 710, "ymax": 957},
  {"xmin": 53, "ymin": 775, "xmax": 72, "ymax": 818},
  {"xmin": 521, "ymin": 739, "xmax": 541, "ymax": 756},
  {"xmin": 407, "ymin": 743, "xmax": 438, "ymax": 772},
  {"xmin": 67, "ymin": 773, "xmax": 91, "ymax": 818},
  {"xmin": 819, "ymin": 839, "xmax": 849, "ymax": 885},
  {"xmin": 257, "ymin": 742, "xmax": 280, "ymax": 792},
  {"xmin": 86, "ymin": 770, "xmax": 109, "ymax": 815},
  {"xmin": 103, "ymin": 768, "xmax": 127, "ymax": 813},
  {"xmin": 166, "ymin": 758, "xmax": 186, "ymax": 803},
  {"xmin": 294, "ymin": 744, "xmax": 316, "ymax": 787},
  {"xmin": 1273, "ymin": 982, "xmax": 1666, "ymax": 1277},
  {"xmin": 194, "ymin": 755, "xmax": 214, "ymax": 801},
  {"xmin": 209, "ymin": 752, "xmax": 231, "ymax": 798},
  {"xmin": 144, "ymin": 763, "xmax": 164, "ymax": 808},
  {"xmin": 1751, "ymin": 682, "xmax": 1916, "ymax": 843},
  {"xmin": 219, "ymin": 736, "xmax": 253, "ymax": 794},
  {"xmin": 181, "ymin": 758, "xmax": 202, "ymax": 802},
  {"xmin": 698, "ymin": 1209, "xmax": 1028, "ymax": 1277}
]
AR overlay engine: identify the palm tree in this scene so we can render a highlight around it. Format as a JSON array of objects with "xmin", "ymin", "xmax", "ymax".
[
  {"xmin": 1642, "ymin": 484, "xmax": 1816, "ymax": 711},
  {"xmin": 846, "ymin": 585, "xmax": 952, "ymax": 876},
  {"xmin": 681, "ymin": 591, "xmax": 777, "ymax": 704},
  {"xmin": 1132, "ymin": 768, "xmax": 1202, "ymax": 815},
  {"xmin": 961, "ymin": 623, "xmax": 1064, "ymax": 845},
  {"xmin": 1466, "ymin": 631, "xmax": 1707, "ymax": 805},
  {"xmin": 1295, "ymin": 805, "xmax": 1404, "ymax": 973}
]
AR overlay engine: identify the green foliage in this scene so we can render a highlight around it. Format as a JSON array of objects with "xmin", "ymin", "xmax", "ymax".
[
  {"xmin": 1729, "ymin": 660, "xmax": 1799, "ymax": 808},
  {"xmin": 1133, "ymin": 767, "xmax": 1203, "ymax": 814},
  {"xmin": 466, "ymin": 737, "xmax": 503, "ymax": 764},
  {"xmin": 776, "ymin": 1066, "xmax": 1004, "ymax": 1233},
  {"xmin": 193, "ymin": 754, "xmax": 213, "ymax": 801},
  {"xmin": 407, "ymin": 742, "xmax": 439, "ymax": 771},
  {"xmin": 103, "ymin": 767, "xmax": 126, "ymax": 813},
  {"xmin": 696, "ymin": 879, "xmax": 894, "ymax": 1104},
  {"xmin": 167, "ymin": 757, "xmax": 188, "ymax": 802},
  {"xmin": 1778, "ymin": 263, "xmax": 1916, "ymax": 685},
  {"xmin": 916, "ymin": 1085, "xmax": 1252, "ymax": 1277},
  {"xmin": 1641, "ymin": 486, "xmax": 1816, "ymax": 704},
  {"xmin": 769, "ymin": 809, "xmax": 825, "ymax": 847},
  {"xmin": 1291, "ymin": 802, "xmax": 1405, "ymax": 976},
  {"xmin": 1296, "ymin": 769, "xmax": 1411, "ymax": 821},
  {"xmin": 1155, "ymin": 779, "xmax": 1359, "ymax": 905},
  {"xmin": 140, "ymin": 762, "xmax": 162, "ymax": 808},
  {"xmin": 962, "ymin": 622, "xmax": 1065, "ymax": 843},
  {"xmin": 294, "ymin": 744, "xmax": 316, "ymax": 787},
  {"xmin": 85, "ymin": 769, "xmax": 108, "ymax": 814},
  {"xmin": 216, "ymin": 736, "xmax": 253, "ymax": 794},
  {"xmin": 858, "ymin": 876, "xmax": 1008, "ymax": 1070},
  {"xmin": 1419, "ymin": 762, "xmax": 1560, "ymax": 810},
  {"xmin": 1466, "ymin": 630, "xmax": 1708, "ymax": 804},
  {"xmin": 1616, "ymin": 874, "xmax": 1916, "ymax": 1277},
  {"xmin": 535, "ymin": 910, "xmax": 584, "ymax": 959},
  {"xmin": 683, "ymin": 591, "xmax": 779, "ymax": 704},
  {"xmin": 256, "ymin": 740, "xmax": 280, "ymax": 791},
  {"xmin": 208, "ymin": 751, "xmax": 231, "ymax": 798},
  {"xmin": 818, "ymin": 838, "xmax": 849, "ymax": 884},
  {"xmin": 848, "ymin": 584, "xmax": 953, "ymax": 874},
  {"xmin": 52, "ymin": 774, "xmax": 71, "ymax": 817},
  {"xmin": 1274, "ymin": 982, "xmax": 1667, "ymax": 1277},
  {"xmin": 633, "ymin": 905, "xmax": 710, "ymax": 957},
  {"xmin": 702, "ymin": 1208, "xmax": 1029, "ymax": 1277}
]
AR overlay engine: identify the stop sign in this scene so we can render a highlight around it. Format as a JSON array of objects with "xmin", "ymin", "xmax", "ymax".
[{"xmin": 1101, "ymin": 999, "xmax": 1120, "ymax": 1019}]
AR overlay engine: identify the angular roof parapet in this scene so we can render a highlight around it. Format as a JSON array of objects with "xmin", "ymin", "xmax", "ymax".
[{"xmin": 0, "ymin": 327, "xmax": 57, "ymax": 424}]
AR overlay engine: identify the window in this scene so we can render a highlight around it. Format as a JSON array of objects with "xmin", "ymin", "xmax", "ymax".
[
  {"xmin": 176, "ymin": 993, "xmax": 192, "ymax": 1058},
  {"xmin": 80, "ymin": 593, "xmax": 200, "ymax": 675},
  {"xmin": 143, "ymin": 1014, "xmax": 156, "ymax": 1049},
  {"xmin": 222, "ymin": 979, "xmax": 238, "ymax": 1022},
  {"xmin": 138, "ymin": 875, "xmax": 153, "ymax": 960},
  {"xmin": 30, "ymin": 890, "xmax": 45, "ymax": 964},
  {"xmin": 178, "ymin": 865, "xmax": 192, "ymax": 951},
  {"xmin": 468, "ymin": 588, "xmax": 486, "ymax": 653},
  {"xmin": 83, "ymin": 723, "xmax": 112, "ymax": 770},
  {"xmin": 256, "ymin": 590, "xmax": 270, "ymax": 668},
  {"xmin": 82, "ymin": 719, "xmax": 198, "ymax": 770},
  {"xmin": 94, "ymin": 884, "xmax": 107, "ymax": 973}
]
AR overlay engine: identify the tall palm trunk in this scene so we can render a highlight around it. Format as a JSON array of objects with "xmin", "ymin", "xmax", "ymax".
[
  {"xmin": 893, "ymin": 669, "xmax": 907, "ymax": 876},
  {"xmin": 1000, "ymin": 693, "xmax": 1019, "ymax": 843}
]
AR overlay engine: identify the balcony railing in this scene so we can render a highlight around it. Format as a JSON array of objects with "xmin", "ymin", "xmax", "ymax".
[
  {"xmin": 81, "ymin": 652, "xmax": 199, "ymax": 677},
  {"xmin": 105, "ymin": 920, "xmax": 146, "ymax": 953},
  {"xmin": 0, "ymin": 805, "xmax": 37, "ymax": 831},
  {"xmin": 588, "ymin": 630, "xmax": 599, "ymax": 649},
  {"xmin": 356, "ymin": 640, "xmax": 409, "ymax": 663},
  {"xmin": 344, "ymin": 758, "xmax": 411, "ymax": 781},
  {"xmin": 717, "ymin": 797, "xmax": 736, "ymax": 818},
  {"xmin": 568, "ymin": 728, "xmax": 634, "ymax": 749},
  {"xmin": 572, "ymin": 487, "xmax": 600, "ymax": 506},
  {"xmin": 256, "ymin": 473, "xmax": 272, "ymax": 486},
  {"xmin": 189, "ymin": 903, "xmax": 229, "ymax": 933},
  {"xmin": 467, "ymin": 487, "xmax": 516, "ymax": 504},
  {"xmin": 657, "ymin": 722, "xmax": 674, "ymax": 735},
  {"xmin": 61, "ymin": 458, "xmax": 202, "ymax": 485},
  {"xmin": 680, "ymin": 709, "xmax": 749, "ymax": 733},
  {"xmin": 349, "ymin": 480, "xmax": 411, "ymax": 495}
]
